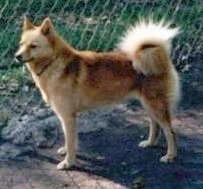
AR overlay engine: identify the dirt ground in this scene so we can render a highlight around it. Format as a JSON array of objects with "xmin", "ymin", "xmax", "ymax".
[{"xmin": 0, "ymin": 105, "xmax": 202, "ymax": 189}]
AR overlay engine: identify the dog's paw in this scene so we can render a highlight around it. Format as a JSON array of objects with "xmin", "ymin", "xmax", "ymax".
[
  {"xmin": 56, "ymin": 159, "xmax": 75, "ymax": 170},
  {"xmin": 138, "ymin": 140, "xmax": 153, "ymax": 148},
  {"xmin": 57, "ymin": 147, "xmax": 67, "ymax": 156},
  {"xmin": 160, "ymin": 154, "xmax": 175, "ymax": 163}
]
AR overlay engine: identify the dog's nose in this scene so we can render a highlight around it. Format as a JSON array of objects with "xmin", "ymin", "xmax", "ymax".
[{"xmin": 15, "ymin": 54, "xmax": 23, "ymax": 62}]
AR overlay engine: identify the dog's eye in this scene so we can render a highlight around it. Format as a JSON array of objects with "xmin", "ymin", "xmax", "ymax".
[{"xmin": 30, "ymin": 44, "xmax": 37, "ymax": 49}]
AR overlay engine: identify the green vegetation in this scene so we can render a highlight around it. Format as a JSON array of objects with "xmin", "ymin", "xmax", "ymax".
[{"xmin": 0, "ymin": 0, "xmax": 202, "ymax": 98}]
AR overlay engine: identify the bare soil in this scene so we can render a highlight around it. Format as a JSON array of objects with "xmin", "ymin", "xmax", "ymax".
[{"xmin": 0, "ymin": 104, "xmax": 202, "ymax": 189}]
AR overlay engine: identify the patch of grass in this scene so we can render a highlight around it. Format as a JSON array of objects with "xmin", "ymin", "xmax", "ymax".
[
  {"xmin": 0, "ymin": 110, "xmax": 9, "ymax": 128},
  {"xmin": 0, "ymin": 0, "xmax": 202, "ymax": 94},
  {"xmin": 0, "ymin": 66, "xmax": 29, "ymax": 98}
]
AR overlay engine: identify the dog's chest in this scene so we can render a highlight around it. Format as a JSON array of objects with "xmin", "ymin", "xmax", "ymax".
[{"xmin": 33, "ymin": 75, "xmax": 50, "ymax": 103}]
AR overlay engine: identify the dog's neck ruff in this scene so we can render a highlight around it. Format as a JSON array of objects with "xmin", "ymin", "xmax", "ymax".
[{"xmin": 36, "ymin": 59, "xmax": 54, "ymax": 77}]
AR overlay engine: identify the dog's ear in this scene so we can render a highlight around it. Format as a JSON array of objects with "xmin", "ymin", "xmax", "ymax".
[
  {"xmin": 23, "ymin": 16, "xmax": 34, "ymax": 31},
  {"xmin": 40, "ymin": 18, "xmax": 55, "ymax": 36}
]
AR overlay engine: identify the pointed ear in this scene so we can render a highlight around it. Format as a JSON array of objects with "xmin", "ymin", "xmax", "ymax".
[
  {"xmin": 23, "ymin": 16, "xmax": 34, "ymax": 31},
  {"xmin": 40, "ymin": 18, "xmax": 55, "ymax": 36}
]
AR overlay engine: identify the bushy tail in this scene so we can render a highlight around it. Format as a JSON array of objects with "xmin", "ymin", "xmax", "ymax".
[{"xmin": 118, "ymin": 20, "xmax": 180, "ymax": 75}]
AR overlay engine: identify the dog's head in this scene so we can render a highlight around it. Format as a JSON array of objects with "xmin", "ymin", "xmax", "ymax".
[{"xmin": 15, "ymin": 17, "xmax": 55, "ymax": 63}]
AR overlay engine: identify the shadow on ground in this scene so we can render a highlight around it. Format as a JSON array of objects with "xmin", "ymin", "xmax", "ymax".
[
  {"xmin": 76, "ymin": 129, "xmax": 203, "ymax": 188},
  {"xmin": 0, "ymin": 105, "xmax": 203, "ymax": 189}
]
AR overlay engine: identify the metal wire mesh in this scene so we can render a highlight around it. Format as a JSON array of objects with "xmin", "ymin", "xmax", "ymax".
[{"xmin": 0, "ymin": 0, "xmax": 202, "ymax": 121}]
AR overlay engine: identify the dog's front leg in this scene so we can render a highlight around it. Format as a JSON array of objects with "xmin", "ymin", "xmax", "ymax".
[{"xmin": 57, "ymin": 113, "xmax": 77, "ymax": 170}]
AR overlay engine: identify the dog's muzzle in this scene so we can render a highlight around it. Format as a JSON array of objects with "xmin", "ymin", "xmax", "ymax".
[
  {"xmin": 14, "ymin": 55, "xmax": 33, "ymax": 63},
  {"xmin": 15, "ymin": 54, "xmax": 23, "ymax": 62}
]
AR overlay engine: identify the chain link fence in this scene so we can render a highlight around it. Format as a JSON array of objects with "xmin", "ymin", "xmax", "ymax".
[{"xmin": 0, "ymin": 0, "xmax": 202, "ymax": 124}]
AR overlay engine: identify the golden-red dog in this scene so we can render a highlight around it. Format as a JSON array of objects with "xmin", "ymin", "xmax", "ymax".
[{"xmin": 15, "ymin": 17, "xmax": 180, "ymax": 170}]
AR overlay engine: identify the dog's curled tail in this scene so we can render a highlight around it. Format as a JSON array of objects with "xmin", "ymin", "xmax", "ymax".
[{"xmin": 118, "ymin": 20, "xmax": 180, "ymax": 75}]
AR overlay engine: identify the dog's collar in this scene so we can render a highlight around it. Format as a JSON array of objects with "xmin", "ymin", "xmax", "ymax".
[{"xmin": 36, "ymin": 59, "xmax": 54, "ymax": 77}]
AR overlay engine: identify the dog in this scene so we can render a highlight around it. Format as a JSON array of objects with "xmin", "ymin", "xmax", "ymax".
[{"xmin": 15, "ymin": 17, "xmax": 180, "ymax": 170}]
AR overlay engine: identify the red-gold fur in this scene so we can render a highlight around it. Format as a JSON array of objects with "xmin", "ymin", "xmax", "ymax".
[{"xmin": 15, "ymin": 17, "xmax": 180, "ymax": 170}]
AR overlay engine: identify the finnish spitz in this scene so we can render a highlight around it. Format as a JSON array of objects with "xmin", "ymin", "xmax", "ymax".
[{"xmin": 15, "ymin": 17, "xmax": 180, "ymax": 170}]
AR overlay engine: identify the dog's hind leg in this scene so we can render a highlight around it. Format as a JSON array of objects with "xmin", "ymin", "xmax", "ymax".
[
  {"xmin": 158, "ymin": 116, "xmax": 177, "ymax": 163},
  {"xmin": 139, "ymin": 118, "xmax": 160, "ymax": 148},
  {"xmin": 141, "ymin": 98, "xmax": 177, "ymax": 163}
]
